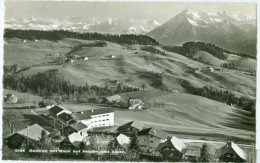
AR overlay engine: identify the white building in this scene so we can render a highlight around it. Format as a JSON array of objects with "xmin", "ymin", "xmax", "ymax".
[{"xmin": 72, "ymin": 108, "xmax": 114, "ymax": 129}]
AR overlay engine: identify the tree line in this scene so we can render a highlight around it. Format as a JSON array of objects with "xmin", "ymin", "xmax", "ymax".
[
  {"xmin": 163, "ymin": 41, "xmax": 255, "ymax": 60},
  {"xmin": 4, "ymin": 29, "xmax": 159, "ymax": 45},
  {"xmin": 201, "ymin": 86, "xmax": 255, "ymax": 117},
  {"xmin": 3, "ymin": 69, "xmax": 139, "ymax": 103}
]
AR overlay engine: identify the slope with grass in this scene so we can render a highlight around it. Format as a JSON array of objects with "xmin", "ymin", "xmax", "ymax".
[{"xmin": 4, "ymin": 37, "xmax": 256, "ymax": 143}]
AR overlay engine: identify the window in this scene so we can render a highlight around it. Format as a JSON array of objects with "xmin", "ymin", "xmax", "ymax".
[
  {"xmin": 102, "ymin": 119, "xmax": 105, "ymax": 121},
  {"xmin": 106, "ymin": 119, "xmax": 109, "ymax": 121},
  {"xmin": 98, "ymin": 116, "xmax": 101, "ymax": 117},
  {"xmin": 99, "ymin": 120, "xmax": 101, "ymax": 122},
  {"xmin": 102, "ymin": 124, "xmax": 105, "ymax": 125},
  {"xmin": 106, "ymin": 114, "xmax": 109, "ymax": 116},
  {"xmin": 102, "ymin": 115, "xmax": 105, "ymax": 117}
]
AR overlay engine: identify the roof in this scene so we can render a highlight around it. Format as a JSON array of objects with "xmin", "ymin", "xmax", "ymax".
[
  {"xmin": 49, "ymin": 105, "xmax": 64, "ymax": 115},
  {"xmin": 58, "ymin": 112, "xmax": 74, "ymax": 123},
  {"xmin": 116, "ymin": 133, "xmax": 130, "ymax": 146},
  {"xmin": 70, "ymin": 122, "xmax": 88, "ymax": 132},
  {"xmin": 68, "ymin": 132, "xmax": 84, "ymax": 148},
  {"xmin": 219, "ymin": 142, "xmax": 247, "ymax": 161},
  {"xmin": 38, "ymin": 99, "xmax": 57, "ymax": 107},
  {"xmin": 129, "ymin": 99, "xmax": 144, "ymax": 105},
  {"xmin": 72, "ymin": 108, "xmax": 114, "ymax": 120},
  {"xmin": 138, "ymin": 127, "xmax": 168, "ymax": 139},
  {"xmin": 184, "ymin": 147, "xmax": 201, "ymax": 157},
  {"xmin": 117, "ymin": 121, "xmax": 144, "ymax": 131},
  {"xmin": 17, "ymin": 124, "xmax": 50, "ymax": 141},
  {"xmin": 106, "ymin": 95, "xmax": 121, "ymax": 102},
  {"xmin": 4, "ymin": 94, "xmax": 18, "ymax": 103},
  {"xmin": 156, "ymin": 136, "xmax": 187, "ymax": 153}
]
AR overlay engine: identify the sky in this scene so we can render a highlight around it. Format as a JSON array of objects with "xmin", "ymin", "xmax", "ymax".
[{"xmin": 4, "ymin": 1, "xmax": 257, "ymax": 23}]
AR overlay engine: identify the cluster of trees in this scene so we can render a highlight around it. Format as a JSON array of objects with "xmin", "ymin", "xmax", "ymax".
[
  {"xmin": 201, "ymin": 86, "xmax": 255, "ymax": 116},
  {"xmin": 3, "ymin": 69, "xmax": 139, "ymax": 103},
  {"xmin": 221, "ymin": 63, "xmax": 256, "ymax": 75},
  {"xmin": 4, "ymin": 29, "xmax": 159, "ymax": 45},
  {"xmin": 163, "ymin": 41, "xmax": 255, "ymax": 60}
]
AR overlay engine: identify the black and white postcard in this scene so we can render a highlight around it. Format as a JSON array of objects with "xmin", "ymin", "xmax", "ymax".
[{"xmin": 1, "ymin": 1, "xmax": 258, "ymax": 162}]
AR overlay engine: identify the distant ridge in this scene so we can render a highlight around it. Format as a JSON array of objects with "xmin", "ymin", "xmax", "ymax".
[{"xmin": 148, "ymin": 9, "xmax": 256, "ymax": 57}]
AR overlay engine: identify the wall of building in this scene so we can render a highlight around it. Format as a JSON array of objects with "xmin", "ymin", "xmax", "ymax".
[
  {"xmin": 80, "ymin": 112, "xmax": 114, "ymax": 129},
  {"xmin": 138, "ymin": 134, "xmax": 164, "ymax": 153}
]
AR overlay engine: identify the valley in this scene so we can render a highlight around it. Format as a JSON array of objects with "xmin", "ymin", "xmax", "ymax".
[{"xmin": 3, "ymin": 37, "xmax": 256, "ymax": 144}]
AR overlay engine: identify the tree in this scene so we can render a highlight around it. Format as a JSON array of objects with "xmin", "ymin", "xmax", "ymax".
[
  {"xmin": 200, "ymin": 143, "xmax": 217, "ymax": 162},
  {"xmin": 141, "ymin": 83, "xmax": 146, "ymax": 91},
  {"xmin": 38, "ymin": 130, "xmax": 54, "ymax": 160},
  {"xmin": 128, "ymin": 136, "xmax": 141, "ymax": 161},
  {"xmin": 3, "ymin": 111, "xmax": 19, "ymax": 136}
]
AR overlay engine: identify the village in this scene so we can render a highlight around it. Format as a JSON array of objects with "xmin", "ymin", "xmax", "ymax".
[{"xmin": 3, "ymin": 92, "xmax": 250, "ymax": 162}]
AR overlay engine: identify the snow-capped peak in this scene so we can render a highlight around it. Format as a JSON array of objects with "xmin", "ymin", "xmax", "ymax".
[
  {"xmin": 108, "ymin": 18, "xmax": 113, "ymax": 25},
  {"xmin": 153, "ymin": 20, "xmax": 161, "ymax": 26}
]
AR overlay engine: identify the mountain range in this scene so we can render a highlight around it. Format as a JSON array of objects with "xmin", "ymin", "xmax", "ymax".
[
  {"xmin": 5, "ymin": 9, "xmax": 256, "ymax": 56},
  {"xmin": 148, "ymin": 9, "xmax": 257, "ymax": 56},
  {"xmin": 4, "ymin": 17, "xmax": 161, "ymax": 35}
]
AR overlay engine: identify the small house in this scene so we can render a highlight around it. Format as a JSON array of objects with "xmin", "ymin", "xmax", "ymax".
[
  {"xmin": 218, "ymin": 142, "xmax": 247, "ymax": 162},
  {"xmin": 63, "ymin": 122, "xmax": 88, "ymax": 138},
  {"xmin": 106, "ymin": 95, "xmax": 121, "ymax": 103},
  {"xmin": 128, "ymin": 99, "xmax": 144, "ymax": 110},
  {"xmin": 156, "ymin": 136, "xmax": 187, "ymax": 161},
  {"xmin": 116, "ymin": 121, "xmax": 144, "ymax": 136},
  {"xmin": 58, "ymin": 112, "xmax": 76, "ymax": 126},
  {"xmin": 4, "ymin": 94, "xmax": 18, "ymax": 104},
  {"xmin": 59, "ymin": 132, "xmax": 84, "ymax": 150},
  {"xmin": 137, "ymin": 127, "xmax": 168, "ymax": 153},
  {"xmin": 38, "ymin": 99, "xmax": 57, "ymax": 109},
  {"xmin": 5, "ymin": 124, "xmax": 50, "ymax": 149},
  {"xmin": 48, "ymin": 105, "xmax": 71, "ymax": 120},
  {"xmin": 111, "ymin": 55, "xmax": 117, "ymax": 59}
]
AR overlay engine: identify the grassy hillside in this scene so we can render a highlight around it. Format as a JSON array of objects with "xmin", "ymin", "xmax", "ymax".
[
  {"xmin": 3, "ymin": 38, "xmax": 256, "ymax": 142},
  {"xmin": 3, "ymin": 89, "xmax": 42, "ymax": 108}
]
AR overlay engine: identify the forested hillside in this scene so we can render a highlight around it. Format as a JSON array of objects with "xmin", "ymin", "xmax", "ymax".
[
  {"xmin": 4, "ymin": 29, "xmax": 159, "ymax": 45},
  {"xmin": 163, "ymin": 42, "xmax": 255, "ymax": 59}
]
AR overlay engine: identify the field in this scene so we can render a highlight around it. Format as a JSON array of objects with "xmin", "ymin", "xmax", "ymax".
[{"xmin": 3, "ymin": 38, "xmax": 256, "ymax": 144}]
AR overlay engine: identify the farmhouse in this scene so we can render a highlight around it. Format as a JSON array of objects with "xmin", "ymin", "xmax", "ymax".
[
  {"xmin": 106, "ymin": 95, "xmax": 121, "ymax": 103},
  {"xmin": 137, "ymin": 127, "xmax": 168, "ymax": 153},
  {"xmin": 4, "ymin": 94, "xmax": 18, "ymax": 104},
  {"xmin": 72, "ymin": 108, "xmax": 114, "ymax": 129},
  {"xmin": 116, "ymin": 121, "xmax": 144, "ymax": 136},
  {"xmin": 58, "ymin": 112, "xmax": 76, "ymax": 126},
  {"xmin": 59, "ymin": 132, "xmax": 84, "ymax": 150},
  {"xmin": 218, "ymin": 141, "xmax": 247, "ymax": 162},
  {"xmin": 128, "ymin": 98, "xmax": 144, "ymax": 110},
  {"xmin": 5, "ymin": 124, "xmax": 50, "ymax": 149},
  {"xmin": 63, "ymin": 122, "xmax": 88, "ymax": 137},
  {"xmin": 156, "ymin": 136, "xmax": 187, "ymax": 161},
  {"xmin": 48, "ymin": 105, "xmax": 72, "ymax": 119},
  {"xmin": 38, "ymin": 99, "xmax": 57, "ymax": 109}
]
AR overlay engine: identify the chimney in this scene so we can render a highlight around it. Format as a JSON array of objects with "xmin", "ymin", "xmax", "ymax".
[{"xmin": 81, "ymin": 111, "xmax": 83, "ymax": 114}]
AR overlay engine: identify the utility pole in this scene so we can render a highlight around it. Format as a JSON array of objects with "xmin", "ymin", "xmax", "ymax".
[{"xmin": 27, "ymin": 125, "xmax": 29, "ymax": 149}]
